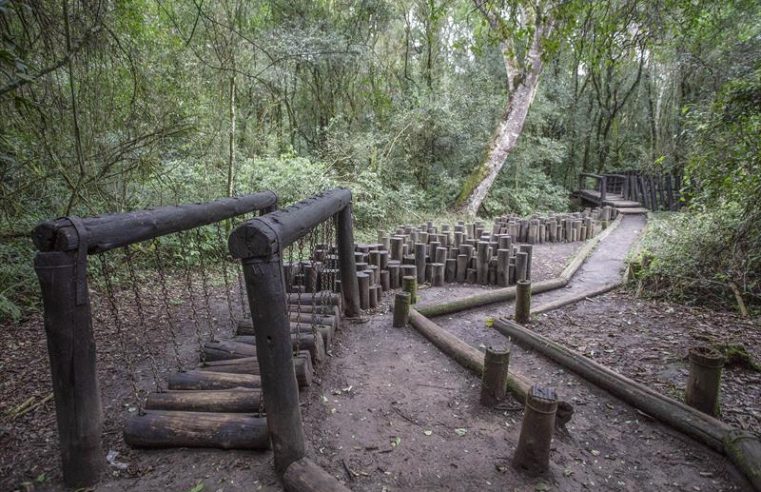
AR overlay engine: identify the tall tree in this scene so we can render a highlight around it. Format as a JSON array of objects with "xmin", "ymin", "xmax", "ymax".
[{"xmin": 455, "ymin": 0, "xmax": 560, "ymax": 216}]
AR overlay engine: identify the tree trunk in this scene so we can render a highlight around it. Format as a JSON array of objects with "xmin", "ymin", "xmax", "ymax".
[
  {"xmin": 456, "ymin": 35, "xmax": 545, "ymax": 217},
  {"xmin": 227, "ymin": 73, "xmax": 236, "ymax": 197}
]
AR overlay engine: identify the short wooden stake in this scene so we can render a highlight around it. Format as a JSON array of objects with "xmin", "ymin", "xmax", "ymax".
[
  {"xmin": 393, "ymin": 292, "xmax": 411, "ymax": 328},
  {"xmin": 357, "ymin": 272, "xmax": 370, "ymax": 310},
  {"xmin": 512, "ymin": 385, "xmax": 558, "ymax": 475},
  {"xmin": 480, "ymin": 346, "xmax": 510, "ymax": 406},
  {"xmin": 402, "ymin": 275, "xmax": 417, "ymax": 304},
  {"xmin": 685, "ymin": 346, "xmax": 724, "ymax": 417},
  {"xmin": 515, "ymin": 280, "xmax": 531, "ymax": 324}
]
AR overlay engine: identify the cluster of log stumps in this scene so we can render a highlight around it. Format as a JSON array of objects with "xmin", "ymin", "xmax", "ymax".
[{"xmin": 348, "ymin": 207, "xmax": 614, "ymax": 309}]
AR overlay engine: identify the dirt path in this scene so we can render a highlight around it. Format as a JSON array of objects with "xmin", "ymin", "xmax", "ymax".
[{"xmin": 301, "ymin": 222, "xmax": 753, "ymax": 491}]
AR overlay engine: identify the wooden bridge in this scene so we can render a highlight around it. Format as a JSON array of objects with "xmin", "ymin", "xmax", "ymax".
[{"xmin": 574, "ymin": 171, "xmax": 683, "ymax": 214}]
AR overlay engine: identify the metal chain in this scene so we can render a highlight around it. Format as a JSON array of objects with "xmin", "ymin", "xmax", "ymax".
[
  {"xmin": 123, "ymin": 245, "xmax": 163, "ymax": 393},
  {"xmin": 232, "ymin": 216, "xmax": 250, "ymax": 320},
  {"xmin": 96, "ymin": 254, "xmax": 145, "ymax": 414},
  {"xmin": 152, "ymin": 237, "xmax": 184, "ymax": 372},
  {"xmin": 179, "ymin": 231, "xmax": 206, "ymax": 364},
  {"xmin": 194, "ymin": 227, "xmax": 215, "ymax": 342},
  {"xmin": 214, "ymin": 220, "xmax": 236, "ymax": 333}
]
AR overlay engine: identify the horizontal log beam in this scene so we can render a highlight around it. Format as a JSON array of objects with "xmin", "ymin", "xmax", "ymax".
[
  {"xmin": 229, "ymin": 188, "xmax": 351, "ymax": 258},
  {"xmin": 200, "ymin": 353, "xmax": 313, "ymax": 388},
  {"xmin": 408, "ymin": 309, "xmax": 573, "ymax": 425},
  {"xmin": 33, "ymin": 192, "xmax": 277, "ymax": 253}
]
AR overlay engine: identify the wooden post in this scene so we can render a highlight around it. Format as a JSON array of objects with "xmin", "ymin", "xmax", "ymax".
[
  {"xmin": 393, "ymin": 292, "xmax": 411, "ymax": 328},
  {"xmin": 512, "ymin": 385, "xmax": 558, "ymax": 475},
  {"xmin": 357, "ymin": 272, "xmax": 370, "ymax": 310},
  {"xmin": 685, "ymin": 346, "xmax": 724, "ymax": 417},
  {"xmin": 336, "ymin": 203, "xmax": 361, "ymax": 317},
  {"xmin": 519, "ymin": 244, "xmax": 533, "ymax": 281},
  {"xmin": 34, "ymin": 251, "xmax": 103, "ymax": 488},
  {"xmin": 402, "ymin": 275, "xmax": 417, "ymax": 304},
  {"xmin": 456, "ymin": 254, "xmax": 468, "ymax": 283},
  {"xmin": 445, "ymin": 258, "xmax": 457, "ymax": 283},
  {"xmin": 480, "ymin": 346, "xmax": 510, "ymax": 406},
  {"xmin": 415, "ymin": 243, "xmax": 427, "ymax": 284},
  {"xmin": 240, "ymin": 256, "xmax": 305, "ymax": 474},
  {"xmin": 515, "ymin": 252, "xmax": 528, "ymax": 283},
  {"xmin": 515, "ymin": 280, "xmax": 531, "ymax": 324}
]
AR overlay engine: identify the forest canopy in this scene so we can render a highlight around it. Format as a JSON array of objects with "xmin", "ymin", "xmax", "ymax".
[{"xmin": 1, "ymin": 0, "xmax": 759, "ymax": 318}]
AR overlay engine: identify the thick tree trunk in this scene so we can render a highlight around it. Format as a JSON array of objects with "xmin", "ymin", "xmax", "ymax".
[{"xmin": 457, "ymin": 35, "xmax": 545, "ymax": 217}]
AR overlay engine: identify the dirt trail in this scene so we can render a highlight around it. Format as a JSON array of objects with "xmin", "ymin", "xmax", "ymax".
[
  {"xmin": 301, "ymin": 217, "xmax": 752, "ymax": 491},
  {"xmin": 531, "ymin": 214, "xmax": 646, "ymax": 308}
]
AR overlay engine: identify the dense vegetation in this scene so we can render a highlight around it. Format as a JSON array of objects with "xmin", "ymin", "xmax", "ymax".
[{"xmin": 1, "ymin": 0, "xmax": 759, "ymax": 320}]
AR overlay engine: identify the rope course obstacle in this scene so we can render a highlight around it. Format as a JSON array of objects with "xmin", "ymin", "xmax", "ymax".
[
  {"xmin": 32, "ymin": 192, "xmax": 277, "ymax": 488},
  {"xmin": 33, "ymin": 188, "xmax": 361, "ymax": 490}
]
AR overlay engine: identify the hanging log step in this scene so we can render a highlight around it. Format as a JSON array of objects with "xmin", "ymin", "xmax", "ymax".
[
  {"xmin": 204, "ymin": 334, "xmax": 325, "ymax": 365},
  {"xmin": 231, "ymin": 333, "xmax": 326, "ymax": 365},
  {"xmin": 236, "ymin": 321, "xmax": 334, "ymax": 352},
  {"xmin": 287, "ymin": 292, "xmax": 341, "ymax": 306},
  {"xmin": 238, "ymin": 314, "xmax": 338, "ymax": 333},
  {"xmin": 285, "ymin": 303, "xmax": 340, "ymax": 316},
  {"xmin": 124, "ymin": 411, "xmax": 270, "ymax": 450},
  {"xmin": 167, "ymin": 370, "xmax": 261, "ymax": 391},
  {"xmin": 145, "ymin": 389, "xmax": 262, "ymax": 413},
  {"xmin": 200, "ymin": 352, "xmax": 313, "ymax": 388}
]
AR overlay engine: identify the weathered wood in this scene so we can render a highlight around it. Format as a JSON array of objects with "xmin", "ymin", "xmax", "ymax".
[
  {"xmin": 512, "ymin": 386, "xmax": 558, "ymax": 475},
  {"xmin": 240, "ymin": 257, "xmax": 306, "ymax": 473},
  {"xmin": 167, "ymin": 370, "xmax": 261, "ymax": 390},
  {"xmin": 686, "ymin": 346, "xmax": 724, "ymax": 417},
  {"xmin": 431, "ymin": 262, "xmax": 445, "ymax": 286},
  {"xmin": 357, "ymin": 272, "xmax": 370, "ymax": 310},
  {"xmin": 408, "ymin": 309, "xmax": 573, "ymax": 425},
  {"xmin": 145, "ymin": 389, "xmax": 262, "ymax": 413},
  {"xmin": 233, "ymin": 333, "xmax": 326, "ymax": 365},
  {"xmin": 287, "ymin": 292, "xmax": 341, "ymax": 306},
  {"xmin": 336, "ymin": 203, "xmax": 361, "ymax": 317},
  {"xmin": 515, "ymin": 252, "xmax": 528, "ymax": 282},
  {"xmin": 515, "ymin": 280, "xmax": 531, "ymax": 324},
  {"xmin": 415, "ymin": 277, "xmax": 565, "ymax": 318},
  {"xmin": 393, "ymin": 292, "xmax": 411, "ymax": 328},
  {"xmin": 124, "ymin": 411, "xmax": 269, "ymax": 450},
  {"xmin": 33, "ymin": 252, "xmax": 103, "ymax": 488},
  {"xmin": 283, "ymin": 457, "xmax": 352, "ymax": 492},
  {"xmin": 200, "ymin": 354, "xmax": 313, "ymax": 388},
  {"xmin": 229, "ymin": 188, "xmax": 350, "ymax": 259},
  {"xmin": 237, "ymin": 316, "xmax": 337, "ymax": 335},
  {"xmin": 403, "ymin": 275, "xmax": 417, "ymax": 304},
  {"xmin": 34, "ymin": 192, "xmax": 277, "ymax": 253},
  {"xmin": 494, "ymin": 318, "xmax": 761, "ymax": 474},
  {"xmin": 415, "ymin": 243, "xmax": 427, "ymax": 284},
  {"xmin": 480, "ymin": 346, "xmax": 510, "ymax": 406}
]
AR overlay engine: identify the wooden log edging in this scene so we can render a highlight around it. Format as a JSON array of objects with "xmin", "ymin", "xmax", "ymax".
[
  {"xmin": 408, "ymin": 309, "xmax": 574, "ymax": 425},
  {"xmin": 492, "ymin": 318, "xmax": 761, "ymax": 491},
  {"xmin": 414, "ymin": 214, "xmax": 624, "ymax": 318}
]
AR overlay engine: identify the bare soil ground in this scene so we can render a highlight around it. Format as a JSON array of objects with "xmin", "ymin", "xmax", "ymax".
[{"xmin": 2, "ymin": 231, "xmax": 758, "ymax": 491}]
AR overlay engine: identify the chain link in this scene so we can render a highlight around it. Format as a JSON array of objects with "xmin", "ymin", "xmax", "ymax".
[
  {"xmin": 123, "ymin": 245, "xmax": 163, "ymax": 393},
  {"xmin": 96, "ymin": 254, "xmax": 145, "ymax": 414},
  {"xmin": 214, "ymin": 221, "xmax": 236, "ymax": 333},
  {"xmin": 194, "ymin": 227, "xmax": 216, "ymax": 342},
  {"xmin": 152, "ymin": 237, "xmax": 184, "ymax": 372},
  {"xmin": 178, "ymin": 230, "xmax": 206, "ymax": 364}
]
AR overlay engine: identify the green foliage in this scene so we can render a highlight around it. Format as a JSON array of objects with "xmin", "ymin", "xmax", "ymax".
[{"xmin": 632, "ymin": 208, "xmax": 759, "ymax": 312}]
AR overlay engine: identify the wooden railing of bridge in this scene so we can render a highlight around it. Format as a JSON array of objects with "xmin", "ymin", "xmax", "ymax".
[{"xmin": 576, "ymin": 170, "xmax": 684, "ymax": 211}]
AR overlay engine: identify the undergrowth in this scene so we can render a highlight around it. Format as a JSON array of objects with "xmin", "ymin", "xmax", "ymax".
[{"xmin": 629, "ymin": 207, "xmax": 760, "ymax": 315}]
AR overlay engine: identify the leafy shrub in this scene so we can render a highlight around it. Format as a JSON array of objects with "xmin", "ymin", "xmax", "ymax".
[{"xmin": 631, "ymin": 207, "xmax": 760, "ymax": 313}]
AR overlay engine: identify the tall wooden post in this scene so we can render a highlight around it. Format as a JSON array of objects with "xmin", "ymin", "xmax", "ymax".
[
  {"xmin": 337, "ymin": 204, "xmax": 361, "ymax": 317},
  {"xmin": 34, "ymin": 251, "xmax": 103, "ymax": 488},
  {"xmin": 241, "ymin": 255, "xmax": 305, "ymax": 474}
]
